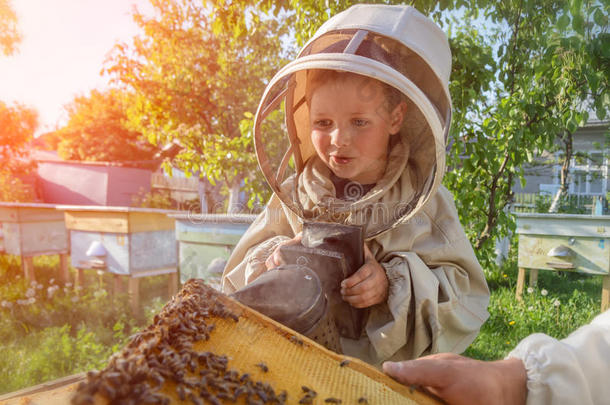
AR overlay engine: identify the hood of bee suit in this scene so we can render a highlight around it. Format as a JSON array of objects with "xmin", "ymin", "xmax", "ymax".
[{"xmin": 253, "ymin": 4, "xmax": 452, "ymax": 238}]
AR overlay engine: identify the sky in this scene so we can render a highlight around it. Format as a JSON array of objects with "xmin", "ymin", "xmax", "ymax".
[{"xmin": 0, "ymin": 0, "xmax": 153, "ymax": 136}]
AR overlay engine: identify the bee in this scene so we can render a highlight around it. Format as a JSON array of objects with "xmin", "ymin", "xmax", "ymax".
[
  {"xmin": 339, "ymin": 359, "xmax": 350, "ymax": 367},
  {"xmin": 176, "ymin": 384, "xmax": 187, "ymax": 401},
  {"xmin": 258, "ymin": 391, "xmax": 269, "ymax": 402},
  {"xmin": 325, "ymin": 398, "xmax": 342, "ymax": 404},
  {"xmin": 99, "ymin": 383, "xmax": 116, "ymax": 399},
  {"xmin": 234, "ymin": 385, "xmax": 249, "ymax": 400},
  {"xmin": 290, "ymin": 335, "xmax": 304, "ymax": 345},
  {"xmin": 301, "ymin": 386, "xmax": 316, "ymax": 394},
  {"xmin": 188, "ymin": 393, "xmax": 204, "ymax": 405},
  {"xmin": 71, "ymin": 392, "xmax": 95, "ymax": 405},
  {"xmin": 256, "ymin": 362, "xmax": 269, "ymax": 372},
  {"xmin": 299, "ymin": 386, "xmax": 317, "ymax": 404}
]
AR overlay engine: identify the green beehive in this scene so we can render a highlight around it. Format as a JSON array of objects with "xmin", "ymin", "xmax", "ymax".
[{"xmin": 172, "ymin": 213, "xmax": 256, "ymax": 285}]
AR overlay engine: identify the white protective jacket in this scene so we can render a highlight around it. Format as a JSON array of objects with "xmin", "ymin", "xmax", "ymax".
[{"xmin": 507, "ymin": 310, "xmax": 610, "ymax": 405}]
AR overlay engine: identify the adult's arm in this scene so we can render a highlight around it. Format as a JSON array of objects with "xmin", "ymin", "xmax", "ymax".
[
  {"xmin": 383, "ymin": 353, "xmax": 526, "ymax": 405},
  {"xmin": 383, "ymin": 310, "xmax": 610, "ymax": 405}
]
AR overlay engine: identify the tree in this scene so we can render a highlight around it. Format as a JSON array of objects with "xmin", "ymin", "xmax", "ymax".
[
  {"xmin": 207, "ymin": 0, "xmax": 609, "ymax": 268},
  {"xmin": 55, "ymin": 89, "xmax": 159, "ymax": 164},
  {"xmin": 0, "ymin": 101, "xmax": 37, "ymax": 167},
  {"xmin": 444, "ymin": 0, "xmax": 608, "ymax": 259},
  {"xmin": 545, "ymin": 2, "xmax": 609, "ymax": 212},
  {"xmin": 0, "ymin": 0, "xmax": 36, "ymax": 202},
  {"xmin": 104, "ymin": 0, "xmax": 294, "ymax": 212},
  {"xmin": 0, "ymin": 0, "xmax": 20, "ymax": 56},
  {"xmin": 0, "ymin": 101, "xmax": 38, "ymax": 201}
]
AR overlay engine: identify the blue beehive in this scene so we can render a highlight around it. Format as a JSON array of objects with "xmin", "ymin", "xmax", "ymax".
[{"xmin": 63, "ymin": 206, "xmax": 178, "ymax": 276}]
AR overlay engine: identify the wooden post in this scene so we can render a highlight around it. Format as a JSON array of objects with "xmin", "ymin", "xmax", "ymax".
[
  {"xmin": 74, "ymin": 268, "xmax": 85, "ymax": 289},
  {"xmin": 113, "ymin": 274, "xmax": 123, "ymax": 295},
  {"xmin": 516, "ymin": 267, "xmax": 526, "ymax": 301},
  {"xmin": 22, "ymin": 256, "xmax": 35, "ymax": 282},
  {"xmin": 528, "ymin": 268, "xmax": 539, "ymax": 287},
  {"xmin": 114, "ymin": 274, "xmax": 123, "ymax": 294},
  {"xmin": 128, "ymin": 277, "xmax": 140, "ymax": 318},
  {"xmin": 59, "ymin": 253, "xmax": 70, "ymax": 285},
  {"xmin": 168, "ymin": 271, "xmax": 178, "ymax": 298},
  {"xmin": 602, "ymin": 275, "xmax": 610, "ymax": 312}
]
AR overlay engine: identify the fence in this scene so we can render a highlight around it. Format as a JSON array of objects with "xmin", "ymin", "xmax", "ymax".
[{"xmin": 512, "ymin": 193, "xmax": 598, "ymax": 214}]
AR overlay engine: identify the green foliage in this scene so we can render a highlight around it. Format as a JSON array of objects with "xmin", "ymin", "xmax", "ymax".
[
  {"xmin": 56, "ymin": 89, "xmax": 159, "ymax": 163},
  {"xmin": 0, "ymin": 323, "xmax": 126, "ymax": 393},
  {"xmin": 534, "ymin": 193, "xmax": 590, "ymax": 214},
  {"xmin": 0, "ymin": 0, "xmax": 20, "ymax": 56},
  {"xmin": 0, "ymin": 277, "xmax": 134, "ymax": 344},
  {"xmin": 208, "ymin": 0, "xmax": 462, "ymax": 46},
  {"xmin": 131, "ymin": 187, "xmax": 174, "ymax": 209},
  {"xmin": 444, "ymin": 0, "xmax": 609, "ymax": 267}
]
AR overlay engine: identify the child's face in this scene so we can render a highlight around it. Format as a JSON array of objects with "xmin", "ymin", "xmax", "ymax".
[{"xmin": 309, "ymin": 75, "xmax": 405, "ymax": 184}]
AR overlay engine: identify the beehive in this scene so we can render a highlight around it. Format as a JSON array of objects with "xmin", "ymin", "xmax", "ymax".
[{"xmin": 9, "ymin": 280, "xmax": 440, "ymax": 405}]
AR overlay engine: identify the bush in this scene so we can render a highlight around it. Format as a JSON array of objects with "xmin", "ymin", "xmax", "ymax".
[
  {"xmin": 0, "ymin": 258, "xmax": 167, "ymax": 394},
  {"xmin": 131, "ymin": 187, "xmax": 174, "ymax": 209},
  {"xmin": 0, "ymin": 322, "xmax": 131, "ymax": 393}
]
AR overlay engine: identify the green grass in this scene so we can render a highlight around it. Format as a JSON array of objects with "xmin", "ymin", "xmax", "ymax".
[
  {"xmin": 465, "ymin": 260, "xmax": 601, "ymax": 360},
  {"xmin": 0, "ymin": 254, "xmax": 169, "ymax": 395}
]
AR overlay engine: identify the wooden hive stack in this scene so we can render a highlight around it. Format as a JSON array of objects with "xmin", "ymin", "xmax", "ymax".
[{"xmin": 68, "ymin": 279, "xmax": 439, "ymax": 405}]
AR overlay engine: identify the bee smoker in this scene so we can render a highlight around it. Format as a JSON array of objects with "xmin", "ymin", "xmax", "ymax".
[
  {"xmin": 278, "ymin": 222, "xmax": 365, "ymax": 339},
  {"xmin": 231, "ymin": 222, "xmax": 365, "ymax": 352},
  {"xmin": 230, "ymin": 264, "xmax": 342, "ymax": 353}
]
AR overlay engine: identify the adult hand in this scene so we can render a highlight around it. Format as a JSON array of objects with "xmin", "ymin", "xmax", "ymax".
[
  {"xmin": 264, "ymin": 233, "xmax": 302, "ymax": 270},
  {"xmin": 340, "ymin": 244, "xmax": 388, "ymax": 308},
  {"xmin": 383, "ymin": 353, "xmax": 527, "ymax": 405}
]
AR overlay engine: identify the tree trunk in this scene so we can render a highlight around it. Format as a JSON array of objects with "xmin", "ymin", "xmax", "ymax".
[
  {"xmin": 549, "ymin": 130, "xmax": 573, "ymax": 213},
  {"xmin": 198, "ymin": 180, "xmax": 209, "ymax": 214},
  {"xmin": 227, "ymin": 180, "xmax": 242, "ymax": 214}
]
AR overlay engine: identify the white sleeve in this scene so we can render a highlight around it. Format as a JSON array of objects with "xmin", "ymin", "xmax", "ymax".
[{"xmin": 506, "ymin": 310, "xmax": 610, "ymax": 405}]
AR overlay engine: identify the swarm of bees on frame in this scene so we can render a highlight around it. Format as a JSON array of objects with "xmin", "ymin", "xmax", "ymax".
[
  {"xmin": 71, "ymin": 279, "xmax": 365, "ymax": 405},
  {"xmin": 71, "ymin": 280, "xmax": 288, "ymax": 405}
]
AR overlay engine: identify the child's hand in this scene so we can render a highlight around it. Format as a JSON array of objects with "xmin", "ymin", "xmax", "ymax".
[
  {"xmin": 340, "ymin": 244, "xmax": 388, "ymax": 308},
  {"xmin": 265, "ymin": 233, "xmax": 303, "ymax": 270}
]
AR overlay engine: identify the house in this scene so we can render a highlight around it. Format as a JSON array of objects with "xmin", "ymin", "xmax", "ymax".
[
  {"xmin": 513, "ymin": 119, "xmax": 610, "ymax": 201},
  {"xmin": 36, "ymin": 155, "xmax": 153, "ymax": 206}
]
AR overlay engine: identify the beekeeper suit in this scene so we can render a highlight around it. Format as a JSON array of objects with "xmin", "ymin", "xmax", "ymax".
[{"xmin": 222, "ymin": 4, "xmax": 490, "ymax": 366}]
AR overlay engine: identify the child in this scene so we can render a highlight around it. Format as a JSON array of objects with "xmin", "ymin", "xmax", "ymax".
[{"xmin": 221, "ymin": 4, "xmax": 490, "ymax": 366}]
